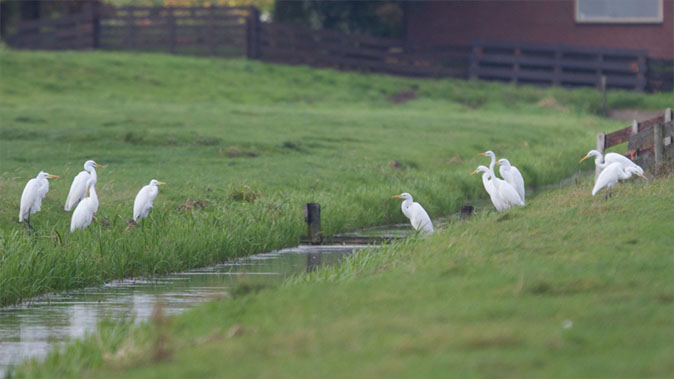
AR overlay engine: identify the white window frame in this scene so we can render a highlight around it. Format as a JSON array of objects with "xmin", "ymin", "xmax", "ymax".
[{"xmin": 575, "ymin": 0, "xmax": 663, "ymax": 24}]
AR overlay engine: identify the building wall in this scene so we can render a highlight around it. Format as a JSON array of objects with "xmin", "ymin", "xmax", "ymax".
[{"xmin": 405, "ymin": 0, "xmax": 673, "ymax": 58}]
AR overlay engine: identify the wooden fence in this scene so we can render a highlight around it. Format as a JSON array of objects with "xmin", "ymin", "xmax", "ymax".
[
  {"xmin": 597, "ymin": 108, "xmax": 674, "ymax": 170},
  {"xmin": 647, "ymin": 58, "xmax": 674, "ymax": 92},
  {"xmin": 96, "ymin": 6, "xmax": 252, "ymax": 57},
  {"xmin": 3, "ymin": 6, "xmax": 672, "ymax": 92},
  {"xmin": 470, "ymin": 40, "xmax": 647, "ymax": 91},
  {"xmin": 4, "ymin": 6, "xmax": 96, "ymax": 50},
  {"xmin": 256, "ymin": 22, "xmax": 470, "ymax": 78}
]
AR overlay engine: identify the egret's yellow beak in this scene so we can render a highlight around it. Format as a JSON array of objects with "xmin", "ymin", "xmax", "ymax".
[
  {"xmin": 392, "ymin": 194, "xmax": 403, "ymax": 199},
  {"xmin": 157, "ymin": 181, "xmax": 167, "ymax": 185},
  {"xmin": 579, "ymin": 155, "xmax": 590, "ymax": 163},
  {"xmin": 47, "ymin": 174, "xmax": 59, "ymax": 178},
  {"xmin": 638, "ymin": 173, "xmax": 648, "ymax": 181},
  {"xmin": 470, "ymin": 169, "xmax": 479, "ymax": 176},
  {"xmin": 95, "ymin": 163, "xmax": 106, "ymax": 168},
  {"xmin": 477, "ymin": 152, "xmax": 486, "ymax": 157}
]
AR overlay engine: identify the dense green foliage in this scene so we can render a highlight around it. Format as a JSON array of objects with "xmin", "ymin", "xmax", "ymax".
[
  {"xmin": 14, "ymin": 173, "xmax": 674, "ymax": 378},
  {"xmin": 0, "ymin": 49, "xmax": 669, "ymax": 307}
]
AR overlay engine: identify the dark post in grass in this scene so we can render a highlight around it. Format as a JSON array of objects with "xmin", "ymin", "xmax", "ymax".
[
  {"xmin": 460, "ymin": 205, "xmax": 473, "ymax": 221},
  {"xmin": 303, "ymin": 203, "xmax": 321, "ymax": 245}
]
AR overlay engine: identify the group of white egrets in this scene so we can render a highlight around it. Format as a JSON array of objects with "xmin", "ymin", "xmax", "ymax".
[
  {"xmin": 391, "ymin": 148, "xmax": 647, "ymax": 234},
  {"xmin": 19, "ymin": 160, "xmax": 165, "ymax": 232},
  {"xmin": 21, "ymin": 148, "xmax": 647, "ymax": 235}
]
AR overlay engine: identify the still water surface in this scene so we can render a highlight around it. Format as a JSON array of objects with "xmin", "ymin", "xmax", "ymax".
[{"xmin": 0, "ymin": 243, "xmax": 383, "ymax": 373}]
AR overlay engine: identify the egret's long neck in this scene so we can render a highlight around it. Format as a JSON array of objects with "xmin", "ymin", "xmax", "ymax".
[
  {"xmin": 89, "ymin": 167, "xmax": 98, "ymax": 184},
  {"xmin": 489, "ymin": 156, "xmax": 496, "ymax": 173},
  {"xmin": 88, "ymin": 184, "xmax": 98, "ymax": 201},
  {"xmin": 402, "ymin": 198, "xmax": 412, "ymax": 209},
  {"xmin": 594, "ymin": 154, "xmax": 606, "ymax": 170}
]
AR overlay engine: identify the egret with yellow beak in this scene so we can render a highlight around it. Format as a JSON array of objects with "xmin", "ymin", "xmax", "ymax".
[
  {"xmin": 133, "ymin": 179, "xmax": 167, "ymax": 224},
  {"xmin": 392, "ymin": 192, "xmax": 434, "ymax": 234}
]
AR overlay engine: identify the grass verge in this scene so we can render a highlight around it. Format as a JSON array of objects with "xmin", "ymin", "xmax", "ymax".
[
  {"xmin": 13, "ymin": 172, "xmax": 674, "ymax": 378},
  {"xmin": 0, "ymin": 48, "xmax": 670, "ymax": 306}
]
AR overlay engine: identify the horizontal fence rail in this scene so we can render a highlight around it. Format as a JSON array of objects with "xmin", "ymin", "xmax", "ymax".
[
  {"xmin": 257, "ymin": 22, "xmax": 470, "ymax": 78},
  {"xmin": 4, "ymin": 6, "xmax": 96, "ymax": 50},
  {"xmin": 3, "ymin": 6, "xmax": 672, "ymax": 93},
  {"xmin": 97, "ymin": 6, "xmax": 252, "ymax": 57},
  {"xmin": 597, "ymin": 108, "xmax": 673, "ymax": 170},
  {"xmin": 470, "ymin": 40, "xmax": 648, "ymax": 91},
  {"xmin": 647, "ymin": 58, "xmax": 674, "ymax": 92}
]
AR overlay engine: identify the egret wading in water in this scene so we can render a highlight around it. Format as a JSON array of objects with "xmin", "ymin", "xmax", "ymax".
[
  {"xmin": 70, "ymin": 178, "xmax": 99, "ymax": 232},
  {"xmin": 497, "ymin": 158, "xmax": 525, "ymax": 202},
  {"xmin": 579, "ymin": 150, "xmax": 644, "ymax": 174},
  {"xmin": 19, "ymin": 171, "xmax": 59, "ymax": 229},
  {"xmin": 133, "ymin": 179, "xmax": 166, "ymax": 226},
  {"xmin": 65, "ymin": 160, "xmax": 105, "ymax": 211},
  {"xmin": 392, "ymin": 193, "xmax": 434, "ymax": 234},
  {"xmin": 471, "ymin": 165, "xmax": 505, "ymax": 211},
  {"xmin": 592, "ymin": 162, "xmax": 647, "ymax": 199}
]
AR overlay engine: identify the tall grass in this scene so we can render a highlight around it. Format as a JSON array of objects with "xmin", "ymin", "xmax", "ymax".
[{"xmin": 0, "ymin": 49, "xmax": 668, "ymax": 306}]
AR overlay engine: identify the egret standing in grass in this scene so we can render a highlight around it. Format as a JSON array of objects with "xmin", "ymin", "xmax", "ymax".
[
  {"xmin": 497, "ymin": 158, "xmax": 525, "ymax": 202},
  {"xmin": 592, "ymin": 162, "xmax": 647, "ymax": 198},
  {"xmin": 70, "ymin": 178, "xmax": 99, "ymax": 232},
  {"xmin": 19, "ymin": 171, "xmax": 59, "ymax": 229},
  {"xmin": 392, "ymin": 192, "xmax": 434, "ymax": 234},
  {"xmin": 579, "ymin": 150, "xmax": 644, "ymax": 174},
  {"xmin": 471, "ymin": 165, "xmax": 506, "ymax": 211},
  {"xmin": 65, "ymin": 160, "xmax": 105, "ymax": 211},
  {"xmin": 133, "ymin": 179, "xmax": 166, "ymax": 226}
]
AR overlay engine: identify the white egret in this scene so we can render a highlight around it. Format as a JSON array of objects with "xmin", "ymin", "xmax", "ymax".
[
  {"xmin": 579, "ymin": 150, "xmax": 644, "ymax": 174},
  {"xmin": 477, "ymin": 150, "xmax": 497, "ymax": 174},
  {"xmin": 70, "ymin": 178, "xmax": 99, "ymax": 232},
  {"xmin": 65, "ymin": 160, "xmax": 105, "ymax": 211},
  {"xmin": 19, "ymin": 171, "xmax": 59, "ymax": 228},
  {"xmin": 471, "ymin": 165, "xmax": 506, "ymax": 211},
  {"xmin": 392, "ymin": 193, "xmax": 434, "ymax": 234},
  {"xmin": 133, "ymin": 179, "xmax": 166, "ymax": 224},
  {"xmin": 592, "ymin": 162, "xmax": 647, "ymax": 198},
  {"xmin": 497, "ymin": 158, "xmax": 525, "ymax": 202},
  {"xmin": 477, "ymin": 151, "xmax": 523, "ymax": 209}
]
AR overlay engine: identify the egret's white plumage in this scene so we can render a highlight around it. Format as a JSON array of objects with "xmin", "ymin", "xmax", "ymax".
[
  {"xmin": 471, "ymin": 165, "xmax": 506, "ymax": 211},
  {"xmin": 65, "ymin": 160, "xmax": 104, "ymax": 211},
  {"xmin": 70, "ymin": 178, "xmax": 99, "ymax": 232},
  {"xmin": 580, "ymin": 150, "xmax": 644, "ymax": 174},
  {"xmin": 497, "ymin": 158, "xmax": 525, "ymax": 202},
  {"xmin": 592, "ymin": 162, "xmax": 647, "ymax": 197},
  {"xmin": 392, "ymin": 192, "xmax": 434, "ymax": 234},
  {"xmin": 133, "ymin": 179, "xmax": 166, "ymax": 222},
  {"xmin": 19, "ymin": 171, "xmax": 59, "ymax": 225},
  {"xmin": 477, "ymin": 151, "xmax": 524, "ymax": 210}
]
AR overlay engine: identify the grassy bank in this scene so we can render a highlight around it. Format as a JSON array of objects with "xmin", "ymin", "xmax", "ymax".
[
  {"xmin": 0, "ymin": 49, "xmax": 670, "ymax": 306},
  {"xmin": 14, "ymin": 172, "xmax": 674, "ymax": 378}
]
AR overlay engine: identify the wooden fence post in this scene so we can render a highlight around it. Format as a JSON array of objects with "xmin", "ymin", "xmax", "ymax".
[
  {"xmin": 303, "ymin": 203, "xmax": 321, "ymax": 245},
  {"xmin": 246, "ymin": 7, "xmax": 260, "ymax": 59},
  {"xmin": 596, "ymin": 132, "xmax": 606, "ymax": 180},
  {"xmin": 167, "ymin": 7, "xmax": 175, "ymax": 54},
  {"xmin": 600, "ymin": 75, "xmax": 607, "ymax": 116},
  {"xmin": 654, "ymin": 108, "xmax": 671, "ymax": 165}
]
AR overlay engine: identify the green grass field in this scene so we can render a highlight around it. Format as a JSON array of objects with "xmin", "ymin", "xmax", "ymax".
[
  {"xmin": 0, "ymin": 48, "xmax": 670, "ymax": 310},
  {"xmin": 14, "ymin": 171, "xmax": 674, "ymax": 378}
]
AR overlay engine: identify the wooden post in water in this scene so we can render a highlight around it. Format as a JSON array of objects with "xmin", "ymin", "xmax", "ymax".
[
  {"xmin": 303, "ymin": 203, "xmax": 321, "ymax": 245},
  {"xmin": 460, "ymin": 205, "xmax": 473, "ymax": 221},
  {"xmin": 595, "ymin": 132, "xmax": 606, "ymax": 180}
]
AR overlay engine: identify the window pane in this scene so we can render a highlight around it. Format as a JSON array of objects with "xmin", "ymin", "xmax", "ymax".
[{"xmin": 578, "ymin": 0, "xmax": 660, "ymax": 21}]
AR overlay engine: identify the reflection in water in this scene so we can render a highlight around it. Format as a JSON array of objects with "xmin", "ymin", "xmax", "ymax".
[{"xmin": 0, "ymin": 244, "xmax": 372, "ymax": 373}]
